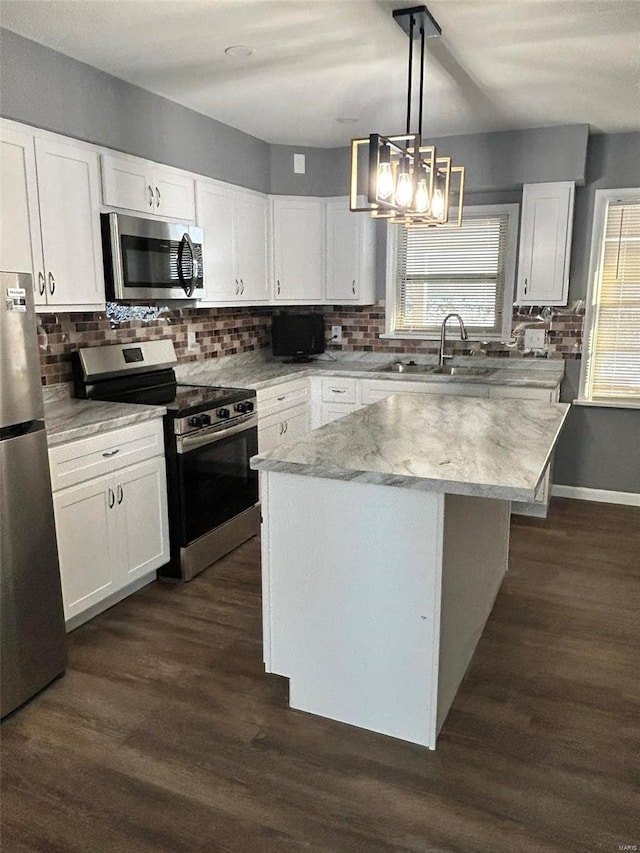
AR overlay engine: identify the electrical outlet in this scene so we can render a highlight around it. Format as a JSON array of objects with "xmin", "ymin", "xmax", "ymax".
[
  {"xmin": 524, "ymin": 328, "xmax": 546, "ymax": 351},
  {"xmin": 187, "ymin": 329, "xmax": 198, "ymax": 351},
  {"xmin": 331, "ymin": 325, "xmax": 343, "ymax": 342}
]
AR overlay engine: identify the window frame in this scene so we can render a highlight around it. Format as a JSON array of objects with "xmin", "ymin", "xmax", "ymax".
[
  {"xmin": 383, "ymin": 203, "xmax": 520, "ymax": 342},
  {"xmin": 578, "ymin": 187, "xmax": 640, "ymax": 410}
]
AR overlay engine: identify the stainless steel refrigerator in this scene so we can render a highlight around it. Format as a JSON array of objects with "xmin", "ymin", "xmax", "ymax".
[{"xmin": 0, "ymin": 271, "xmax": 66, "ymax": 718}]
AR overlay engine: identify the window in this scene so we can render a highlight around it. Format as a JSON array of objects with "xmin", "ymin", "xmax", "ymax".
[
  {"xmin": 384, "ymin": 204, "xmax": 519, "ymax": 340},
  {"xmin": 580, "ymin": 189, "xmax": 640, "ymax": 407}
]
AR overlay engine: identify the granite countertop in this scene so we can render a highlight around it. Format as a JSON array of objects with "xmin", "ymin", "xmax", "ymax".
[
  {"xmin": 175, "ymin": 352, "xmax": 565, "ymax": 392},
  {"xmin": 251, "ymin": 393, "xmax": 571, "ymax": 502},
  {"xmin": 45, "ymin": 397, "xmax": 166, "ymax": 447}
]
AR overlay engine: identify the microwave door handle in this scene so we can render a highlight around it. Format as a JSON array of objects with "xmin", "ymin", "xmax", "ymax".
[{"xmin": 178, "ymin": 233, "xmax": 196, "ymax": 297}]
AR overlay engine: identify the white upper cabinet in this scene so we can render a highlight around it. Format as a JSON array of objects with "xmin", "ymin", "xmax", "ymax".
[
  {"xmin": 0, "ymin": 125, "xmax": 44, "ymax": 295},
  {"xmin": 271, "ymin": 197, "xmax": 325, "ymax": 302},
  {"xmin": 35, "ymin": 136, "xmax": 105, "ymax": 309},
  {"xmin": 196, "ymin": 180, "xmax": 268, "ymax": 304},
  {"xmin": 516, "ymin": 181, "xmax": 575, "ymax": 305},
  {"xmin": 0, "ymin": 120, "xmax": 105, "ymax": 311},
  {"xmin": 101, "ymin": 152, "xmax": 195, "ymax": 221},
  {"xmin": 325, "ymin": 197, "xmax": 376, "ymax": 304}
]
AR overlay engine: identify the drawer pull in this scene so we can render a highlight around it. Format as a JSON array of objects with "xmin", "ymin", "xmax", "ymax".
[
  {"xmin": 277, "ymin": 396, "xmax": 286, "ymax": 401},
  {"xmin": 102, "ymin": 449, "xmax": 120, "ymax": 457},
  {"xmin": 331, "ymin": 389, "xmax": 347, "ymax": 394}
]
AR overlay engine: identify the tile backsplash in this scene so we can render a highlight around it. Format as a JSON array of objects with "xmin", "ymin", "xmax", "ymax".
[{"xmin": 37, "ymin": 302, "xmax": 583, "ymax": 386}]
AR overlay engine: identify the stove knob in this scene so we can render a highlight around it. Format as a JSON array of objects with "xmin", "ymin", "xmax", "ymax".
[
  {"xmin": 235, "ymin": 401, "xmax": 254, "ymax": 414},
  {"xmin": 188, "ymin": 415, "xmax": 202, "ymax": 428},
  {"xmin": 217, "ymin": 407, "xmax": 231, "ymax": 419},
  {"xmin": 200, "ymin": 413, "xmax": 211, "ymax": 427}
]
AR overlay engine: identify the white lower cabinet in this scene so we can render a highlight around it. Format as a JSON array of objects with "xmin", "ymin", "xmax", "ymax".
[
  {"xmin": 257, "ymin": 379, "xmax": 311, "ymax": 453},
  {"xmin": 49, "ymin": 421, "xmax": 169, "ymax": 627}
]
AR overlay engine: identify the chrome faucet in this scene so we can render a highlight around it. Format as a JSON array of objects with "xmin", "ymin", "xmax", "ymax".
[{"xmin": 438, "ymin": 313, "xmax": 468, "ymax": 366}]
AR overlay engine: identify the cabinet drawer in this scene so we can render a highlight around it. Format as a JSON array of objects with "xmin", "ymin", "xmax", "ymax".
[
  {"xmin": 360, "ymin": 380, "xmax": 427, "ymax": 405},
  {"xmin": 489, "ymin": 385, "xmax": 554, "ymax": 401},
  {"xmin": 257, "ymin": 379, "xmax": 309, "ymax": 418},
  {"xmin": 320, "ymin": 402, "xmax": 360, "ymax": 426},
  {"xmin": 320, "ymin": 377, "xmax": 358, "ymax": 404},
  {"xmin": 49, "ymin": 419, "xmax": 164, "ymax": 492}
]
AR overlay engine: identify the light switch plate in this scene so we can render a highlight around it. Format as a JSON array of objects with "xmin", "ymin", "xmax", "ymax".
[
  {"xmin": 524, "ymin": 328, "xmax": 546, "ymax": 350},
  {"xmin": 293, "ymin": 153, "xmax": 306, "ymax": 174}
]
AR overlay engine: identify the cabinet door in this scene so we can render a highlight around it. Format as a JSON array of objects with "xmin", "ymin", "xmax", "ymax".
[
  {"xmin": 517, "ymin": 182, "xmax": 574, "ymax": 306},
  {"xmin": 272, "ymin": 198, "xmax": 324, "ymax": 301},
  {"xmin": 258, "ymin": 411, "xmax": 287, "ymax": 453},
  {"xmin": 196, "ymin": 181, "xmax": 236, "ymax": 301},
  {"xmin": 53, "ymin": 475, "xmax": 118, "ymax": 621},
  {"xmin": 101, "ymin": 152, "xmax": 153, "ymax": 213},
  {"xmin": 116, "ymin": 457, "xmax": 170, "ymax": 584},
  {"xmin": 281, "ymin": 404, "xmax": 310, "ymax": 442},
  {"xmin": 235, "ymin": 193, "xmax": 269, "ymax": 302},
  {"xmin": 152, "ymin": 167, "xmax": 195, "ymax": 221},
  {"xmin": 0, "ymin": 126, "xmax": 45, "ymax": 300},
  {"xmin": 35, "ymin": 137, "xmax": 105, "ymax": 308},
  {"xmin": 326, "ymin": 199, "xmax": 359, "ymax": 302}
]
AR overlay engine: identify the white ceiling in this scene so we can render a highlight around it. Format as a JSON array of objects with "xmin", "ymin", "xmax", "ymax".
[{"xmin": 2, "ymin": 0, "xmax": 639, "ymax": 147}]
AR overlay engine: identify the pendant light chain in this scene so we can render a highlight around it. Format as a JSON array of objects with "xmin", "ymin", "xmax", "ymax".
[{"xmin": 406, "ymin": 13, "xmax": 414, "ymax": 135}]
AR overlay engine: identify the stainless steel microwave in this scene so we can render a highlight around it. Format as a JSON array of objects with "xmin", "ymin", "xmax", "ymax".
[{"xmin": 101, "ymin": 212, "xmax": 204, "ymax": 301}]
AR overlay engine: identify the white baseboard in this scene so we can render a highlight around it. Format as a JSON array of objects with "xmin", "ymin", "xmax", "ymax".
[{"xmin": 551, "ymin": 485, "xmax": 640, "ymax": 507}]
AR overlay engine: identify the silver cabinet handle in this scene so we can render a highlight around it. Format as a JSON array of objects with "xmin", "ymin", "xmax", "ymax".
[
  {"xmin": 284, "ymin": 420, "xmax": 288, "ymax": 434},
  {"xmin": 48, "ymin": 272, "xmax": 55, "ymax": 295},
  {"xmin": 277, "ymin": 279, "xmax": 281, "ymax": 295},
  {"xmin": 278, "ymin": 422, "xmax": 283, "ymax": 435},
  {"xmin": 108, "ymin": 487, "xmax": 115, "ymax": 509},
  {"xmin": 117, "ymin": 484, "xmax": 124, "ymax": 504},
  {"xmin": 102, "ymin": 449, "xmax": 120, "ymax": 458},
  {"xmin": 148, "ymin": 185, "xmax": 154, "ymax": 207},
  {"xmin": 240, "ymin": 279, "xmax": 245, "ymax": 295},
  {"xmin": 235, "ymin": 279, "xmax": 239, "ymax": 296},
  {"xmin": 524, "ymin": 277, "xmax": 528, "ymax": 295},
  {"xmin": 155, "ymin": 186, "xmax": 161, "ymax": 208},
  {"xmin": 352, "ymin": 279, "xmax": 356, "ymax": 295},
  {"xmin": 38, "ymin": 271, "xmax": 46, "ymax": 296},
  {"xmin": 331, "ymin": 388, "xmax": 347, "ymax": 394},
  {"xmin": 277, "ymin": 396, "xmax": 285, "ymax": 401}
]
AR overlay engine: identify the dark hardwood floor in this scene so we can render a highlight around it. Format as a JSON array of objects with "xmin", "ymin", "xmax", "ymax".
[{"xmin": 1, "ymin": 498, "xmax": 638, "ymax": 852}]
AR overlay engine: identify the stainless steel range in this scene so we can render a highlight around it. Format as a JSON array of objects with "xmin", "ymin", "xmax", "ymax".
[{"xmin": 73, "ymin": 340, "xmax": 259, "ymax": 581}]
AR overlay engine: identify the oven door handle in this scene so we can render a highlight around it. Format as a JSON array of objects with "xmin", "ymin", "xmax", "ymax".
[
  {"xmin": 178, "ymin": 232, "xmax": 197, "ymax": 298},
  {"xmin": 176, "ymin": 417, "xmax": 257, "ymax": 454}
]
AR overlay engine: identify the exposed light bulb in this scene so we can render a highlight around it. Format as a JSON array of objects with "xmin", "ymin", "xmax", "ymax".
[
  {"xmin": 431, "ymin": 186, "xmax": 445, "ymax": 219},
  {"xmin": 395, "ymin": 158, "xmax": 413, "ymax": 207},
  {"xmin": 377, "ymin": 162, "xmax": 394, "ymax": 200},
  {"xmin": 414, "ymin": 170, "xmax": 430, "ymax": 213}
]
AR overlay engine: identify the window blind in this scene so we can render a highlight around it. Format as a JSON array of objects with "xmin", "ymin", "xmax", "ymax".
[
  {"xmin": 394, "ymin": 215, "xmax": 509, "ymax": 335},
  {"xmin": 587, "ymin": 200, "xmax": 640, "ymax": 400}
]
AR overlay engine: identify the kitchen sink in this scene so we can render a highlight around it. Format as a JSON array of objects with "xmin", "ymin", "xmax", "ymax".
[
  {"xmin": 377, "ymin": 363, "xmax": 435, "ymax": 374},
  {"xmin": 429, "ymin": 366, "xmax": 495, "ymax": 376}
]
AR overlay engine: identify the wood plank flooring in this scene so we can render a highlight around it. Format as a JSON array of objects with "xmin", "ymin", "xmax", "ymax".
[{"xmin": 1, "ymin": 498, "xmax": 638, "ymax": 852}]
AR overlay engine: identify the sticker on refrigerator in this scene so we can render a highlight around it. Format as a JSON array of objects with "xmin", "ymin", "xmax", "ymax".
[{"xmin": 5, "ymin": 288, "xmax": 27, "ymax": 312}]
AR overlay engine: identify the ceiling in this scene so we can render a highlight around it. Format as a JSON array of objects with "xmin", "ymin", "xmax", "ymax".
[{"xmin": 2, "ymin": 0, "xmax": 639, "ymax": 148}]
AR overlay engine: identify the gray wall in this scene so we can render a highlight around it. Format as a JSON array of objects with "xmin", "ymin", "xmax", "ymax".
[
  {"xmin": 0, "ymin": 28, "xmax": 271, "ymax": 193},
  {"xmin": 553, "ymin": 132, "xmax": 640, "ymax": 494}
]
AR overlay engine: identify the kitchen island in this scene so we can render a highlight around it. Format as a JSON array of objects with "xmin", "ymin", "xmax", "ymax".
[{"xmin": 251, "ymin": 393, "xmax": 570, "ymax": 749}]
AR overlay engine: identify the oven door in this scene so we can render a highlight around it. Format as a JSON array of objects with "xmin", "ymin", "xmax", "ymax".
[
  {"xmin": 175, "ymin": 419, "xmax": 258, "ymax": 547},
  {"xmin": 102, "ymin": 212, "xmax": 204, "ymax": 301}
]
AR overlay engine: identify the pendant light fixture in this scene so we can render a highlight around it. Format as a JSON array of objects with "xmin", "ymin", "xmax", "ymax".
[{"xmin": 349, "ymin": 5, "xmax": 465, "ymax": 227}]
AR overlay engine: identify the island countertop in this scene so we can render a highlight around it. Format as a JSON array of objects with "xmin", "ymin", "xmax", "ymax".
[{"xmin": 251, "ymin": 393, "xmax": 570, "ymax": 502}]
